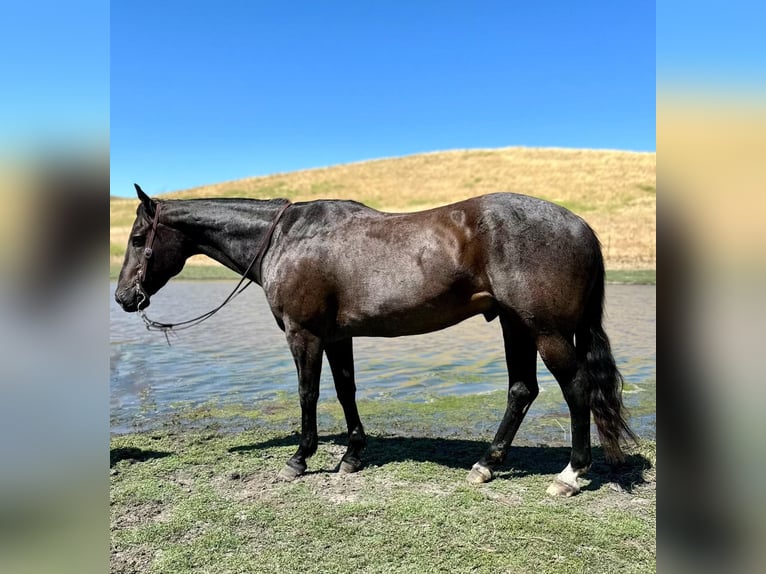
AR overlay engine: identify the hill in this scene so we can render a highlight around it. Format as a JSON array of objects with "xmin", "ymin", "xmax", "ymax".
[{"xmin": 110, "ymin": 147, "xmax": 655, "ymax": 271}]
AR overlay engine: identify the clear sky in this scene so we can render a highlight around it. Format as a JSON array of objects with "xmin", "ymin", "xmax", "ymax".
[
  {"xmin": 0, "ymin": 1, "xmax": 108, "ymax": 153},
  {"xmin": 110, "ymin": 1, "xmax": 655, "ymax": 197}
]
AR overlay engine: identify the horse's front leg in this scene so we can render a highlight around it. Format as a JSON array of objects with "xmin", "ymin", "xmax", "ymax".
[
  {"xmin": 278, "ymin": 327, "xmax": 324, "ymax": 482},
  {"xmin": 325, "ymin": 338, "xmax": 366, "ymax": 473}
]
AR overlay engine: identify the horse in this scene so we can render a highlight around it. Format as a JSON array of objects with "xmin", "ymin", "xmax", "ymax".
[{"xmin": 115, "ymin": 184, "xmax": 635, "ymax": 496}]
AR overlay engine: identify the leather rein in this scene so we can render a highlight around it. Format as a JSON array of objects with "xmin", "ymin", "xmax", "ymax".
[{"xmin": 136, "ymin": 200, "xmax": 292, "ymax": 342}]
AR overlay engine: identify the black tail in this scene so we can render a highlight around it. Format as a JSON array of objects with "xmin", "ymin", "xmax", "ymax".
[{"xmin": 577, "ymin": 250, "xmax": 638, "ymax": 463}]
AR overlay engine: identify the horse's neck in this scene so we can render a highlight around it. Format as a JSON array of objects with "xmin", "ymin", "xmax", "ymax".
[{"xmin": 163, "ymin": 199, "xmax": 282, "ymax": 274}]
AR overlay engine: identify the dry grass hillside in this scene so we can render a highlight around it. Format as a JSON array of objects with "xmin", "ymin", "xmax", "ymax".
[{"xmin": 111, "ymin": 147, "xmax": 655, "ymax": 270}]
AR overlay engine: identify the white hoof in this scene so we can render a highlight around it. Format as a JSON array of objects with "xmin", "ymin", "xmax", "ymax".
[
  {"xmin": 546, "ymin": 463, "xmax": 585, "ymax": 497},
  {"xmin": 546, "ymin": 477, "xmax": 580, "ymax": 497},
  {"xmin": 466, "ymin": 463, "xmax": 493, "ymax": 484}
]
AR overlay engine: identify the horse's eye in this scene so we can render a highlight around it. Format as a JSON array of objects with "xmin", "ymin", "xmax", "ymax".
[{"xmin": 131, "ymin": 236, "xmax": 144, "ymax": 248}]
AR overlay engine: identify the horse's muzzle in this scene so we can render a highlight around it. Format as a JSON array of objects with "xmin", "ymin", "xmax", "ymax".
[{"xmin": 114, "ymin": 285, "xmax": 150, "ymax": 312}]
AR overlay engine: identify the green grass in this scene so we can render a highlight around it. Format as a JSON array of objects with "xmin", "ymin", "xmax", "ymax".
[
  {"xmin": 111, "ymin": 392, "xmax": 656, "ymax": 573},
  {"xmin": 110, "ymin": 243, "xmax": 126, "ymax": 258},
  {"xmin": 605, "ymin": 269, "xmax": 656, "ymax": 285},
  {"xmin": 111, "ymin": 263, "xmax": 655, "ymax": 285},
  {"xmin": 111, "ymin": 414, "xmax": 656, "ymax": 574},
  {"xmin": 110, "ymin": 263, "xmax": 241, "ymax": 280}
]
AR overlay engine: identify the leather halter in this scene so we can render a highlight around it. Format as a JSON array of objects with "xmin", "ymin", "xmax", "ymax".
[{"xmin": 136, "ymin": 202, "xmax": 162, "ymax": 286}]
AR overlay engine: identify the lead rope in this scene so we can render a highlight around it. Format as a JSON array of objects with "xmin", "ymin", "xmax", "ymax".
[{"xmin": 138, "ymin": 200, "xmax": 292, "ymax": 345}]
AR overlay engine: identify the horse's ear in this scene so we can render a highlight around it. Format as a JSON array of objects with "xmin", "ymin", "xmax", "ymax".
[{"xmin": 134, "ymin": 183, "xmax": 156, "ymax": 217}]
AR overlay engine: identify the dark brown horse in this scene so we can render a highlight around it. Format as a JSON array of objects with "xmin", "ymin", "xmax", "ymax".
[{"xmin": 115, "ymin": 185, "xmax": 635, "ymax": 496}]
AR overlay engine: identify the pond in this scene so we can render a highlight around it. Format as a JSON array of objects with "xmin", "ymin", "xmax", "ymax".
[{"xmin": 110, "ymin": 281, "xmax": 655, "ymax": 441}]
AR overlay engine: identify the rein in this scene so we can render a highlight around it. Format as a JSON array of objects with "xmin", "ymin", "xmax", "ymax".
[{"xmin": 137, "ymin": 200, "xmax": 292, "ymax": 343}]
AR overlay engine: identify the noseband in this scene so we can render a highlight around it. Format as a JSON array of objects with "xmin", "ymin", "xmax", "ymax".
[{"xmin": 137, "ymin": 200, "xmax": 292, "ymax": 341}]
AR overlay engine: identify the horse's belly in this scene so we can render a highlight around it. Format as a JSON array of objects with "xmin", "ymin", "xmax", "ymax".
[{"xmin": 338, "ymin": 291, "xmax": 496, "ymax": 337}]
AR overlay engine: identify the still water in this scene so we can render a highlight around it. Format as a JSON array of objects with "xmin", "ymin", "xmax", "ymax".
[{"xmin": 110, "ymin": 281, "xmax": 655, "ymax": 438}]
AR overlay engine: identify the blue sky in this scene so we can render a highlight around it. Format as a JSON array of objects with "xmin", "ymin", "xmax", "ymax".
[
  {"xmin": 112, "ymin": 1, "xmax": 655, "ymax": 197},
  {"xmin": 657, "ymin": 1, "xmax": 766, "ymax": 88},
  {"xmin": 0, "ymin": 1, "xmax": 108, "ymax": 152}
]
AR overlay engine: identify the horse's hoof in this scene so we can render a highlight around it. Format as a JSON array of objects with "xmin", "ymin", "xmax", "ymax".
[
  {"xmin": 466, "ymin": 463, "xmax": 493, "ymax": 484},
  {"xmin": 338, "ymin": 458, "xmax": 362, "ymax": 474},
  {"xmin": 546, "ymin": 477, "xmax": 580, "ymax": 497},
  {"xmin": 277, "ymin": 462, "xmax": 305, "ymax": 482}
]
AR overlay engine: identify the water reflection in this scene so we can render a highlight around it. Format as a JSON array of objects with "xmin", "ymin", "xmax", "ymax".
[{"xmin": 110, "ymin": 282, "xmax": 655, "ymax": 439}]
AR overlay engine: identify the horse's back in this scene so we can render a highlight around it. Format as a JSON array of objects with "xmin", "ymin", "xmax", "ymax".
[{"xmin": 269, "ymin": 193, "xmax": 602, "ymax": 337}]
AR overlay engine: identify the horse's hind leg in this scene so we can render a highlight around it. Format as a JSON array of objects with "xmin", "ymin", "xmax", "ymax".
[
  {"xmin": 326, "ymin": 338, "xmax": 366, "ymax": 474},
  {"xmin": 537, "ymin": 333, "xmax": 592, "ymax": 497},
  {"xmin": 468, "ymin": 312, "xmax": 538, "ymax": 483}
]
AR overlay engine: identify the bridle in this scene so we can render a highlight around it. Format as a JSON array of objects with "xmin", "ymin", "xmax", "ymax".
[
  {"xmin": 136, "ymin": 199, "xmax": 292, "ymax": 342},
  {"xmin": 135, "ymin": 202, "xmax": 163, "ymax": 297}
]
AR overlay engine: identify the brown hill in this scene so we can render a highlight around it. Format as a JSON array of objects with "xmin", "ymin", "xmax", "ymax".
[{"xmin": 111, "ymin": 147, "xmax": 655, "ymax": 269}]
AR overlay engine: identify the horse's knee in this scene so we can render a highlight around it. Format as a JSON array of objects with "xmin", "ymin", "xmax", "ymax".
[
  {"xmin": 299, "ymin": 389, "xmax": 320, "ymax": 406},
  {"xmin": 509, "ymin": 380, "xmax": 538, "ymax": 404}
]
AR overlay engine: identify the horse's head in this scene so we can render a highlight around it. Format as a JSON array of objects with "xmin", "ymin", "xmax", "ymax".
[{"xmin": 114, "ymin": 185, "xmax": 190, "ymax": 312}]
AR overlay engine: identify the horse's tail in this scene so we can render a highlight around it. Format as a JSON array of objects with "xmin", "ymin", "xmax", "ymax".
[{"xmin": 577, "ymin": 243, "xmax": 638, "ymax": 463}]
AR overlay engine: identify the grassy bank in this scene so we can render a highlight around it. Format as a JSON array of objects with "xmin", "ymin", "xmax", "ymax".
[
  {"xmin": 109, "ymin": 263, "xmax": 241, "ymax": 281},
  {"xmin": 111, "ymin": 400, "xmax": 656, "ymax": 574},
  {"xmin": 606, "ymin": 269, "xmax": 656, "ymax": 285},
  {"xmin": 109, "ymin": 263, "xmax": 655, "ymax": 285}
]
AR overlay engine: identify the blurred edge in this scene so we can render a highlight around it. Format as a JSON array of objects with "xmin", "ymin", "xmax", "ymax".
[
  {"xmin": 0, "ymin": 151, "xmax": 109, "ymax": 574},
  {"xmin": 659, "ymin": 94, "xmax": 766, "ymax": 572},
  {"xmin": 659, "ymin": 0, "xmax": 766, "ymax": 569},
  {"xmin": 0, "ymin": 1, "xmax": 109, "ymax": 573}
]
